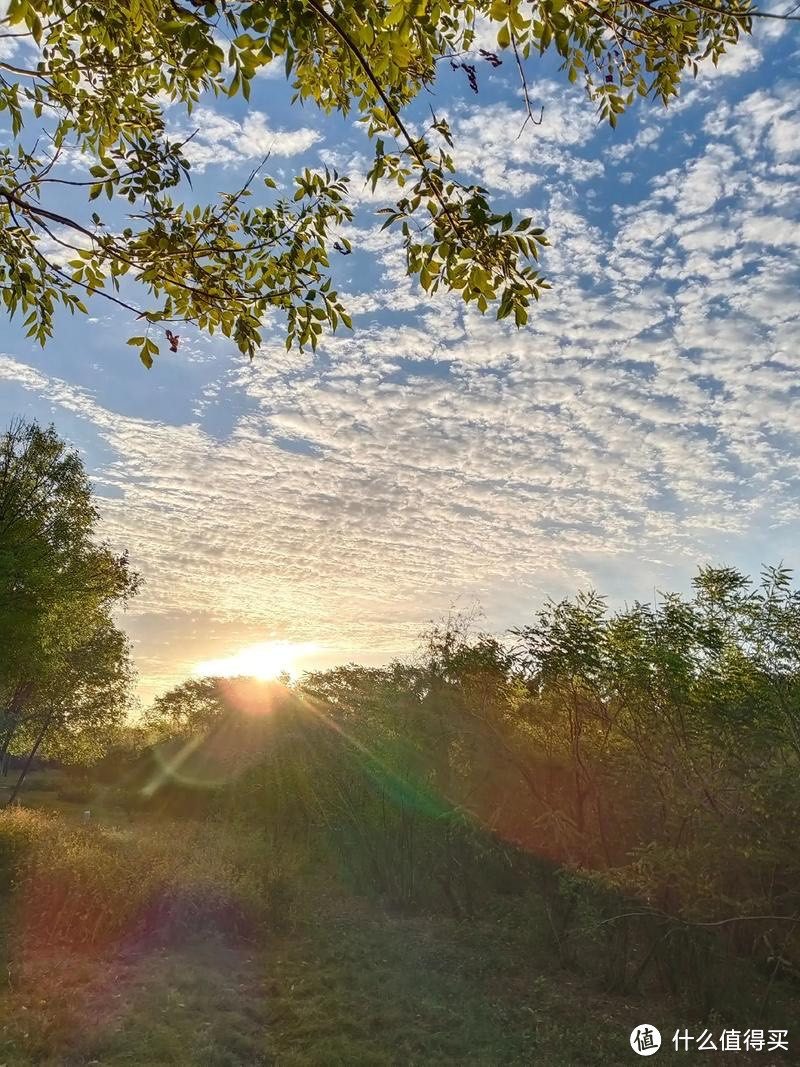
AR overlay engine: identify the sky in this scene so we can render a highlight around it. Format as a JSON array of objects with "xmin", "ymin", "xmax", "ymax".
[{"xmin": 1, "ymin": 14, "xmax": 799, "ymax": 705}]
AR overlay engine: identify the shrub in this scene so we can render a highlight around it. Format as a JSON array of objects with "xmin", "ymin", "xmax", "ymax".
[{"xmin": 56, "ymin": 785, "xmax": 93, "ymax": 804}]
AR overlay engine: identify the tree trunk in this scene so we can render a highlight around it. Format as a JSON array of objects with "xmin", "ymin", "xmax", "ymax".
[
  {"xmin": 6, "ymin": 707, "xmax": 54, "ymax": 807},
  {"xmin": 0, "ymin": 680, "xmax": 33, "ymax": 775}
]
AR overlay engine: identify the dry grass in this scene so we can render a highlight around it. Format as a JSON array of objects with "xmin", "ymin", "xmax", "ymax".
[
  {"xmin": 0, "ymin": 808, "xmax": 290, "ymax": 952},
  {"xmin": 0, "ymin": 808, "xmax": 285, "ymax": 1064}
]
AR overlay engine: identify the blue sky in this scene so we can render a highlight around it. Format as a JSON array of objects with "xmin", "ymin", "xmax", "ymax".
[{"xmin": 1, "ymin": 15, "xmax": 799, "ymax": 702}]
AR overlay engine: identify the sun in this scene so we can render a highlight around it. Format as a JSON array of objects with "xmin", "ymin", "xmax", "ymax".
[{"xmin": 192, "ymin": 640, "xmax": 319, "ymax": 682}]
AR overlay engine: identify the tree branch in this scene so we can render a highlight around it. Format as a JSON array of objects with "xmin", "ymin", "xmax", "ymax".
[{"xmin": 509, "ymin": 24, "xmax": 544, "ymax": 139}]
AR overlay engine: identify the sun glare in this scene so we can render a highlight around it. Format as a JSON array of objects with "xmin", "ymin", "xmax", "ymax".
[{"xmin": 192, "ymin": 640, "xmax": 319, "ymax": 682}]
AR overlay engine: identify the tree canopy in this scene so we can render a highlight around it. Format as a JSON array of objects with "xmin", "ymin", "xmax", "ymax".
[
  {"xmin": 0, "ymin": 0, "xmax": 768, "ymax": 366},
  {"xmin": 143, "ymin": 675, "xmax": 233, "ymax": 741},
  {"xmin": 0, "ymin": 418, "xmax": 138, "ymax": 773}
]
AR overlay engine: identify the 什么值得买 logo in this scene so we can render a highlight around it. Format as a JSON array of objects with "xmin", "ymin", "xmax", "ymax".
[{"xmin": 630, "ymin": 1024, "xmax": 662, "ymax": 1057}]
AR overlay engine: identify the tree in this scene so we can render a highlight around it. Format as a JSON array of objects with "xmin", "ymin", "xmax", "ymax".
[
  {"xmin": 511, "ymin": 566, "xmax": 800, "ymax": 899},
  {"xmin": 0, "ymin": 0, "xmax": 769, "ymax": 366},
  {"xmin": 142, "ymin": 675, "xmax": 233, "ymax": 741},
  {"xmin": 6, "ymin": 617, "xmax": 134, "ymax": 802},
  {"xmin": 0, "ymin": 417, "xmax": 139, "ymax": 781}
]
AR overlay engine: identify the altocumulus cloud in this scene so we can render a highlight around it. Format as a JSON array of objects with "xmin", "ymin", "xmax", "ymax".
[{"xmin": 1, "ymin": 19, "xmax": 799, "ymax": 698}]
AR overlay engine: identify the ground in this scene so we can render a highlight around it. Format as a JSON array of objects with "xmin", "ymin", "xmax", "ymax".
[
  {"xmin": 0, "ymin": 776, "xmax": 787, "ymax": 1065},
  {"xmin": 0, "ymin": 882, "xmax": 773, "ymax": 1065},
  {"xmin": 0, "ymin": 882, "xmax": 710, "ymax": 1066}
]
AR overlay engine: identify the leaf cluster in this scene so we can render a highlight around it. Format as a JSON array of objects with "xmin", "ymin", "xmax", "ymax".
[{"xmin": 0, "ymin": 0, "xmax": 757, "ymax": 361}]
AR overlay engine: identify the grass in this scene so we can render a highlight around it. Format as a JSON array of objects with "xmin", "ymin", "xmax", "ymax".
[
  {"xmin": 261, "ymin": 884, "xmax": 775, "ymax": 1066},
  {"xmin": 0, "ymin": 936, "xmax": 268, "ymax": 1066},
  {"xmin": 0, "ymin": 769, "xmax": 127, "ymax": 825},
  {"xmin": 0, "ymin": 804, "xmax": 278, "ymax": 1066},
  {"xmin": 0, "ymin": 804, "xmax": 792, "ymax": 1065}
]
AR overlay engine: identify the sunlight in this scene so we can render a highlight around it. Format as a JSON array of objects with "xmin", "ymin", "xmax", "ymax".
[{"xmin": 192, "ymin": 640, "xmax": 319, "ymax": 681}]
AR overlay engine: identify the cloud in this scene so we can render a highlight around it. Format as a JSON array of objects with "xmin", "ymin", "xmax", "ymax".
[
  {"xmin": 2, "ymin": 23, "xmax": 799, "ymax": 702},
  {"xmin": 697, "ymin": 38, "xmax": 763, "ymax": 79},
  {"xmin": 177, "ymin": 107, "xmax": 320, "ymax": 171},
  {"xmin": 450, "ymin": 85, "xmax": 603, "ymax": 192}
]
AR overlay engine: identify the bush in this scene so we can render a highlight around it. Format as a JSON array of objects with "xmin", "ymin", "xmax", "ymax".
[
  {"xmin": 56, "ymin": 785, "xmax": 93, "ymax": 804},
  {"xmin": 14, "ymin": 774, "xmax": 59, "ymax": 793}
]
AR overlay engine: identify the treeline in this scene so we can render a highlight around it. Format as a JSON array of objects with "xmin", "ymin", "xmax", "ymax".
[{"xmin": 125, "ymin": 570, "xmax": 800, "ymax": 1017}]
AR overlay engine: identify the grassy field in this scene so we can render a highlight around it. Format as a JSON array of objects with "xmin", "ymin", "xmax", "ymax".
[
  {"xmin": 0, "ymin": 795, "xmax": 790, "ymax": 1065},
  {"xmin": 0, "ymin": 770, "xmax": 93, "ymax": 820},
  {"xmin": 0, "ymin": 847, "xmax": 706, "ymax": 1065}
]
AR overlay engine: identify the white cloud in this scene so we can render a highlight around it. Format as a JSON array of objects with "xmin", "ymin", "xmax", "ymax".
[
  {"xmin": 698, "ymin": 38, "xmax": 763, "ymax": 79},
  {"xmin": 450, "ymin": 85, "xmax": 603, "ymax": 192},
  {"xmin": 178, "ymin": 107, "xmax": 319, "ymax": 171},
  {"xmin": 2, "ymin": 25, "xmax": 799, "ymax": 702}
]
